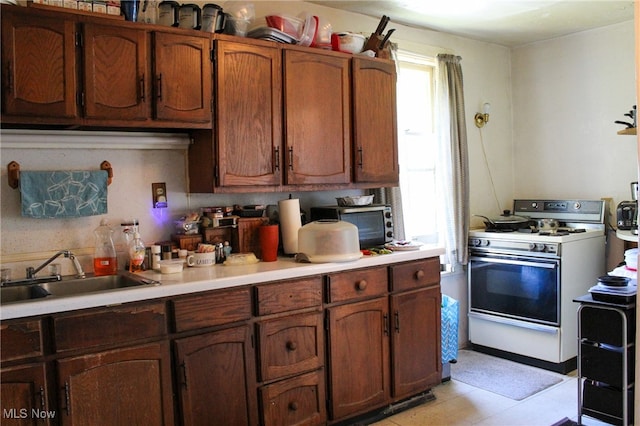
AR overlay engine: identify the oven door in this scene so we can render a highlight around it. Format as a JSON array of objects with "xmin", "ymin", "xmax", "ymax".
[{"xmin": 468, "ymin": 252, "xmax": 560, "ymax": 326}]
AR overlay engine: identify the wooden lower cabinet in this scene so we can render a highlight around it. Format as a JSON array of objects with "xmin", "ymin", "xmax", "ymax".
[
  {"xmin": 56, "ymin": 342, "xmax": 174, "ymax": 426},
  {"xmin": 391, "ymin": 286, "xmax": 442, "ymax": 399},
  {"xmin": 0, "ymin": 363, "xmax": 51, "ymax": 426},
  {"xmin": 327, "ymin": 297, "xmax": 391, "ymax": 420},
  {"xmin": 174, "ymin": 325, "xmax": 257, "ymax": 426}
]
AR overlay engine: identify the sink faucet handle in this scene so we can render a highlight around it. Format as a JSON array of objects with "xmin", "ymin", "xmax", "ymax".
[
  {"xmin": 26, "ymin": 266, "xmax": 35, "ymax": 279},
  {"xmin": 68, "ymin": 253, "xmax": 85, "ymax": 278}
]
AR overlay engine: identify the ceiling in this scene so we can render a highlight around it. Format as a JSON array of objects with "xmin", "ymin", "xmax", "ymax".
[{"xmin": 308, "ymin": 0, "xmax": 635, "ymax": 47}]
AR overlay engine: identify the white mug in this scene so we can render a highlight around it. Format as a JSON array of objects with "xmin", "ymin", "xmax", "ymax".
[{"xmin": 186, "ymin": 252, "xmax": 216, "ymax": 267}]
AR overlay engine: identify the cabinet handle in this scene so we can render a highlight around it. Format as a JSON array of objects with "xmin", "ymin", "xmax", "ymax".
[
  {"xmin": 358, "ymin": 146, "xmax": 363, "ymax": 168},
  {"xmin": 356, "ymin": 279, "xmax": 367, "ymax": 291},
  {"xmin": 62, "ymin": 381, "xmax": 70, "ymax": 416},
  {"xmin": 288, "ymin": 147, "xmax": 293, "ymax": 171},
  {"xmin": 39, "ymin": 386, "xmax": 46, "ymax": 411},
  {"xmin": 139, "ymin": 74, "xmax": 145, "ymax": 101},
  {"xmin": 415, "ymin": 269, "xmax": 425, "ymax": 280},
  {"xmin": 180, "ymin": 362, "xmax": 188, "ymax": 388},
  {"xmin": 395, "ymin": 311, "xmax": 400, "ymax": 333},
  {"xmin": 157, "ymin": 74, "xmax": 163, "ymax": 100},
  {"xmin": 286, "ymin": 341, "xmax": 297, "ymax": 351},
  {"xmin": 274, "ymin": 146, "xmax": 280, "ymax": 171},
  {"xmin": 383, "ymin": 313, "xmax": 389, "ymax": 336},
  {"xmin": 6, "ymin": 61, "xmax": 12, "ymax": 92},
  {"xmin": 288, "ymin": 401, "xmax": 298, "ymax": 411}
]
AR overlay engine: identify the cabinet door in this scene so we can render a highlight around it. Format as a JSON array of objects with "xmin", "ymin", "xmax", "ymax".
[
  {"xmin": 352, "ymin": 58, "xmax": 399, "ymax": 185},
  {"xmin": 215, "ymin": 40, "xmax": 282, "ymax": 187},
  {"xmin": 390, "ymin": 286, "xmax": 441, "ymax": 399},
  {"xmin": 327, "ymin": 297, "xmax": 390, "ymax": 420},
  {"xmin": 1, "ymin": 363, "xmax": 51, "ymax": 426},
  {"xmin": 174, "ymin": 325, "xmax": 257, "ymax": 426},
  {"xmin": 153, "ymin": 32, "xmax": 212, "ymax": 124},
  {"xmin": 56, "ymin": 342, "xmax": 174, "ymax": 426},
  {"xmin": 284, "ymin": 50, "xmax": 351, "ymax": 185},
  {"xmin": 1, "ymin": 8, "xmax": 77, "ymax": 119},
  {"xmin": 82, "ymin": 23, "xmax": 150, "ymax": 121}
]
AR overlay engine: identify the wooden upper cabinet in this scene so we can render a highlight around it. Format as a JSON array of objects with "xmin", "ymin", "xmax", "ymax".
[
  {"xmin": 284, "ymin": 50, "xmax": 351, "ymax": 185},
  {"xmin": 153, "ymin": 31, "xmax": 212, "ymax": 124},
  {"xmin": 1, "ymin": 7, "xmax": 78, "ymax": 120},
  {"xmin": 352, "ymin": 57, "xmax": 399, "ymax": 185},
  {"xmin": 215, "ymin": 40, "xmax": 282, "ymax": 187},
  {"xmin": 82, "ymin": 23, "xmax": 150, "ymax": 121}
]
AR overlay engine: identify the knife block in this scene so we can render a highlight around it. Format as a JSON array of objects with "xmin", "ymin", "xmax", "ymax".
[{"xmin": 363, "ymin": 33, "xmax": 383, "ymax": 53}]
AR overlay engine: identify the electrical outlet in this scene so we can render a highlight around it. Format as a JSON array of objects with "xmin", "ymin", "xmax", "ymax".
[{"xmin": 152, "ymin": 183, "xmax": 167, "ymax": 208}]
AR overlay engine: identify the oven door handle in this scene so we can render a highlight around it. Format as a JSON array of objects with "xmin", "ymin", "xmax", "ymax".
[
  {"xmin": 470, "ymin": 256, "xmax": 558, "ymax": 269},
  {"xmin": 469, "ymin": 312, "xmax": 559, "ymax": 334}
]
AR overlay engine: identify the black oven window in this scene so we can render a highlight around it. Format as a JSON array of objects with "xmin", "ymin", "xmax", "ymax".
[{"xmin": 470, "ymin": 257, "xmax": 559, "ymax": 325}]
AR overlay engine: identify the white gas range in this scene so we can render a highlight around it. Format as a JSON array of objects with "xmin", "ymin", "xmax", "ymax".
[{"xmin": 468, "ymin": 199, "xmax": 607, "ymax": 373}]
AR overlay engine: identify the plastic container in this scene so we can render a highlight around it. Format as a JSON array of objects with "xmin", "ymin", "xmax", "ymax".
[
  {"xmin": 129, "ymin": 232, "xmax": 146, "ymax": 273},
  {"xmin": 93, "ymin": 219, "xmax": 117, "ymax": 276},
  {"xmin": 158, "ymin": 259, "xmax": 184, "ymax": 274},
  {"xmin": 297, "ymin": 13, "xmax": 317, "ymax": 47},
  {"xmin": 266, "ymin": 14, "xmax": 304, "ymax": 38},
  {"xmin": 296, "ymin": 220, "xmax": 362, "ymax": 263},
  {"xmin": 331, "ymin": 32, "xmax": 366, "ymax": 54}
]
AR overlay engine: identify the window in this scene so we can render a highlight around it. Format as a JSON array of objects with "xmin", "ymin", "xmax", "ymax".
[{"xmin": 396, "ymin": 53, "xmax": 439, "ymax": 244}]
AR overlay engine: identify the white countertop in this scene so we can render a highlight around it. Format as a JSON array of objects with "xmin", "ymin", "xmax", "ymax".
[
  {"xmin": 0, "ymin": 245, "xmax": 444, "ymax": 321},
  {"xmin": 616, "ymin": 229, "xmax": 638, "ymax": 243}
]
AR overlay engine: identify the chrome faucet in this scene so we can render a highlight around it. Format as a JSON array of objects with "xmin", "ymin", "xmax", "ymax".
[{"xmin": 26, "ymin": 250, "xmax": 85, "ymax": 280}]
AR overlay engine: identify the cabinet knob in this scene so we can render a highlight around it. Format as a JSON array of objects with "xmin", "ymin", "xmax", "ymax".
[
  {"xmin": 286, "ymin": 341, "xmax": 297, "ymax": 351},
  {"xmin": 415, "ymin": 270, "xmax": 425, "ymax": 280},
  {"xmin": 288, "ymin": 402, "xmax": 298, "ymax": 411},
  {"xmin": 356, "ymin": 279, "xmax": 367, "ymax": 291}
]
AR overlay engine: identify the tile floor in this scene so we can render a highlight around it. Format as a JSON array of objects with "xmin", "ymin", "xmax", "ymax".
[{"xmin": 371, "ymin": 369, "xmax": 611, "ymax": 426}]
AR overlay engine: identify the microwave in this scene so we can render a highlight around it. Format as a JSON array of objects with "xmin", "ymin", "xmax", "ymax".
[{"xmin": 310, "ymin": 204, "xmax": 394, "ymax": 248}]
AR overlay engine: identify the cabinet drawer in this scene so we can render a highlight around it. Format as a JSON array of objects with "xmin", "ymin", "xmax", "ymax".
[
  {"xmin": 327, "ymin": 266, "xmax": 387, "ymax": 303},
  {"xmin": 1, "ymin": 319, "xmax": 43, "ymax": 363},
  {"xmin": 257, "ymin": 312, "xmax": 324, "ymax": 382},
  {"xmin": 256, "ymin": 277, "xmax": 322, "ymax": 315},
  {"xmin": 53, "ymin": 302, "xmax": 167, "ymax": 353},
  {"xmin": 172, "ymin": 288, "xmax": 251, "ymax": 332},
  {"xmin": 260, "ymin": 369, "xmax": 327, "ymax": 426},
  {"xmin": 583, "ymin": 381, "xmax": 634, "ymax": 423},
  {"xmin": 390, "ymin": 257, "xmax": 440, "ymax": 292},
  {"xmin": 580, "ymin": 305, "xmax": 636, "ymax": 347},
  {"xmin": 580, "ymin": 342, "xmax": 635, "ymax": 388}
]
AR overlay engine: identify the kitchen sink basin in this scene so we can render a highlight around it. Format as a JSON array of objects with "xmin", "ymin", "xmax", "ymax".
[{"xmin": 0, "ymin": 273, "xmax": 159, "ymax": 304}]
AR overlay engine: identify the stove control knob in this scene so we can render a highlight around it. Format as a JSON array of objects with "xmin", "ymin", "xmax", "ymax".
[
  {"xmin": 531, "ymin": 202, "xmax": 538, "ymax": 209},
  {"xmin": 573, "ymin": 202, "xmax": 581, "ymax": 210},
  {"xmin": 536, "ymin": 243, "xmax": 546, "ymax": 252},
  {"xmin": 529, "ymin": 243, "xmax": 536, "ymax": 251},
  {"xmin": 470, "ymin": 239, "xmax": 480, "ymax": 247}
]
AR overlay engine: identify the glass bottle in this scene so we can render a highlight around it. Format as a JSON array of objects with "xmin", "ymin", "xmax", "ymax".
[
  {"xmin": 129, "ymin": 232, "xmax": 146, "ymax": 273},
  {"xmin": 94, "ymin": 219, "xmax": 117, "ymax": 276}
]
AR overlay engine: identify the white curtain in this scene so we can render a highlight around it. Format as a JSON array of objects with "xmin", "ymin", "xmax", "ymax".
[{"xmin": 435, "ymin": 54, "xmax": 470, "ymax": 268}]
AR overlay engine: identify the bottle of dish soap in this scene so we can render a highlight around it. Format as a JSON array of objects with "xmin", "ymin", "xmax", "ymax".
[
  {"xmin": 94, "ymin": 219, "xmax": 117, "ymax": 276},
  {"xmin": 129, "ymin": 232, "xmax": 146, "ymax": 273}
]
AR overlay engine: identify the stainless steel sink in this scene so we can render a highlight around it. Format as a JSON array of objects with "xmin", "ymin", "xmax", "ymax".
[{"xmin": 0, "ymin": 273, "xmax": 159, "ymax": 304}]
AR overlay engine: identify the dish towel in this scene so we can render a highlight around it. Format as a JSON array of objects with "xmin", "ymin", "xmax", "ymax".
[{"xmin": 20, "ymin": 170, "xmax": 108, "ymax": 218}]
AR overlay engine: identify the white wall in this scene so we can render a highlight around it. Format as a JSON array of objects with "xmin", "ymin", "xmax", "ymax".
[{"xmin": 512, "ymin": 21, "xmax": 636, "ymax": 212}]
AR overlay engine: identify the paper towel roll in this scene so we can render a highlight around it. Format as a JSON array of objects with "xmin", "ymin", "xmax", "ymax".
[{"xmin": 279, "ymin": 198, "xmax": 302, "ymax": 254}]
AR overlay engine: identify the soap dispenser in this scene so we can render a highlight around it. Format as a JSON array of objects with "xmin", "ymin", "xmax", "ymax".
[
  {"xmin": 94, "ymin": 219, "xmax": 117, "ymax": 276},
  {"xmin": 129, "ymin": 232, "xmax": 146, "ymax": 273}
]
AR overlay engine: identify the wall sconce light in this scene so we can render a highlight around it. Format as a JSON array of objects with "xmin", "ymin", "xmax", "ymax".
[{"xmin": 474, "ymin": 102, "xmax": 491, "ymax": 128}]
